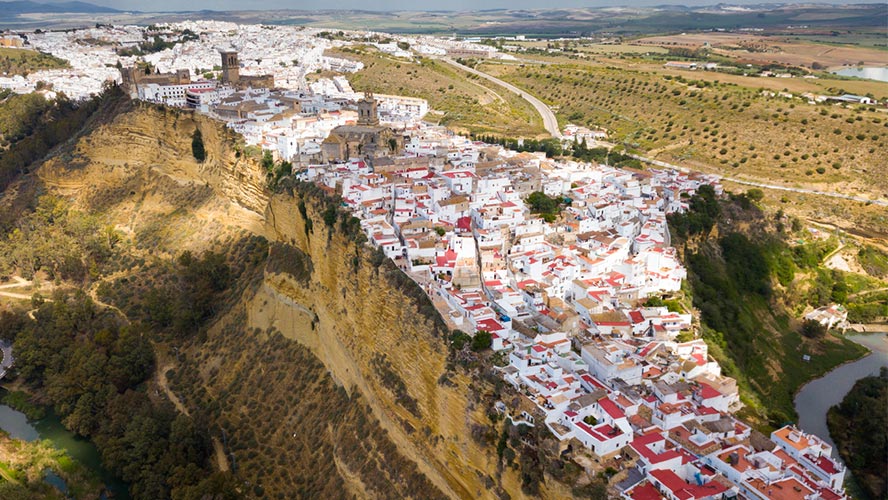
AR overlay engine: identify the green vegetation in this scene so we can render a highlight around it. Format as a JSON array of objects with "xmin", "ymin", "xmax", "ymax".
[
  {"xmin": 449, "ymin": 329, "xmax": 471, "ymax": 351},
  {"xmin": 526, "ymin": 191, "xmax": 562, "ymax": 222},
  {"xmin": 0, "ymin": 47, "xmax": 68, "ymax": 76},
  {"xmin": 470, "ymin": 133, "xmax": 644, "ymax": 169},
  {"xmin": 4, "ymin": 290, "xmax": 234, "ymax": 499},
  {"xmin": 97, "ymin": 240, "xmax": 266, "ymax": 339},
  {"xmin": 0, "ymin": 432, "xmax": 103, "ymax": 499},
  {"xmin": 471, "ymin": 134, "xmax": 564, "ymax": 158},
  {"xmin": 0, "ymin": 195, "xmax": 122, "ymax": 282},
  {"xmin": 115, "ymin": 30, "xmax": 198, "ymax": 57},
  {"xmin": 800, "ymin": 319, "xmax": 827, "ymax": 339},
  {"xmin": 477, "ymin": 60, "xmax": 887, "ymax": 200},
  {"xmin": 667, "ymin": 184, "xmax": 720, "ymax": 238},
  {"xmin": 643, "ymin": 295, "xmax": 683, "ymax": 313},
  {"xmin": 1, "ymin": 390, "xmax": 46, "ymax": 420},
  {"xmin": 472, "ymin": 329, "xmax": 492, "ymax": 351},
  {"xmin": 827, "ymin": 368, "xmax": 887, "ymax": 500},
  {"xmin": 670, "ymin": 189, "xmax": 868, "ymax": 426},
  {"xmin": 190, "ymin": 128, "xmax": 206, "ymax": 162},
  {"xmin": 331, "ymin": 46, "xmax": 544, "ymax": 136},
  {"xmin": 857, "ymin": 245, "xmax": 888, "ymax": 278},
  {"xmin": 0, "ymin": 85, "xmax": 123, "ymax": 195}
]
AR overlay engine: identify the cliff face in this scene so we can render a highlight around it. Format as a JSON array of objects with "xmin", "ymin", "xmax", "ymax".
[
  {"xmin": 254, "ymin": 193, "xmax": 486, "ymax": 498},
  {"xmin": 37, "ymin": 102, "xmax": 269, "ymax": 251},
  {"xmin": 24, "ymin": 101, "xmax": 534, "ymax": 499}
]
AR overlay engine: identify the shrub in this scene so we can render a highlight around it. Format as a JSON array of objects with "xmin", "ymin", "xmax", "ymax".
[
  {"xmin": 191, "ymin": 128, "xmax": 206, "ymax": 162},
  {"xmin": 801, "ymin": 319, "xmax": 827, "ymax": 338},
  {"xmin": 472, "ymin": 330, "xmax": 492, "ymax": 351}
]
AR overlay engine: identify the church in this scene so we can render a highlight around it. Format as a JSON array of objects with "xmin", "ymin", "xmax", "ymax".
[{"xmin": 322, "ymin": 93, "xmax": 404, "ymax": 163}]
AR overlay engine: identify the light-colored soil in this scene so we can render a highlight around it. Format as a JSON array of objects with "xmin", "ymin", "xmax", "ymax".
[
  {"xmin": 156, "ymin": 362, "xmax": 189, "ymax": 416},
  {"xmin": 212, "ymin": 437, "xmax": 229, "ymax": 472},
  {"xmin": 633, "ymin": 33, "xmax": 888, "ymax": 68}
]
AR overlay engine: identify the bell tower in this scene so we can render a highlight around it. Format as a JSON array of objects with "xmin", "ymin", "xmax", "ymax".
[
  {"xmin": 357, "ymin": 92, "xmax": 379, "ymax": 126},
  {"xmin": 220, "ymin": 49, "xmax": 240, "ymax": 85}
]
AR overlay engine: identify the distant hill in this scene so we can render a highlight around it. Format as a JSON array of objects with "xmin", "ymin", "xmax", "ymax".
[{"xmin": 0, "ymin": 1, "xmax": 120, "ymax": 14}]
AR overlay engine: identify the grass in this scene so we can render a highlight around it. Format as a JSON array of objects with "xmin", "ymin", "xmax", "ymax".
[
  {"xmin": 786, "ymin": 33, "xmax": 888, "ymax": 50},
  {"xmin": 0, "ymin": 47, "xmax": 68, "ymax": 77},
  {"xmin": 0, "ymin": 461, "xmax": 23, "ymax": 484},
  {"xmin": 0, "ymin": 432, "xmax": 102, "ymax": 497},
  {"xmin": 329, "ymin": 46, "xmax": 546, "ymax": 137}
]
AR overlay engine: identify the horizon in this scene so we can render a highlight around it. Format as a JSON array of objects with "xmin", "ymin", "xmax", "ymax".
[{"xmin": 30, "ymin": 0, "xmax": 888, "ymax": 13}]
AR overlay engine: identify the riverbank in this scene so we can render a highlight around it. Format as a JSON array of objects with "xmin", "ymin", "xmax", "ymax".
[
  {"xmin": 794, "ymin": 332, "xmax": 888, "ymax": 456},
  {"xmin": 0, "ymin": 387, "xmax": 130, "ymax": 499},
  {"xmin": 847, "ymin": 323, "xmax": 888, "ymax": 333},
  {"xmin": 0, "ymin": 429, "xmax": 104, "ymax": 498}
]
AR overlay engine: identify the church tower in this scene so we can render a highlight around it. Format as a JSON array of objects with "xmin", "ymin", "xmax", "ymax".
[
  {"xmin": 220, "ymin": 50, "xmax": 240, "ymax": 85},
  {"xmin": 357, "ymin": 92, "xmax": 379, "ymax": 126}
]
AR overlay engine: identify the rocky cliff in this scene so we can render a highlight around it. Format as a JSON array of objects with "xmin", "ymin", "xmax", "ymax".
[{"xmin": 19, "ymin": 99, "xmax": 558, "ymax": 499}]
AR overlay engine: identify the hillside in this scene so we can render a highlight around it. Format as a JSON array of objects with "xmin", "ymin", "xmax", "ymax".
[
  {"xmin": 0, "ymin": 92, "xmax": 585, "ymax": 499},
  {"xmin": 1, "ymin": 84, "xmax": 881, "ymax": 499},
  {"xmin": 0, "ymin": 47, "xmax": 69, "ymax": 76},
  {"xmin": 474, "ymin": 58, "xmax": 888, "ymax": 238},
  {"xmin": 478, "ymin": 61, "xmax": 886, "ymax": 196},
  {"xmin": 668, "ymin": 186, "xmax": 875, "ymax": 427},
  {"xmin": 328, "ymin": 46, "xmax": 545, "ymax": 137}
]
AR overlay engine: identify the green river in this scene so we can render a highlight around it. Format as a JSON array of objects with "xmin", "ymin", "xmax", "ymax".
[{"xmin": 0, "ymin": 388, "xmax": 130, "ymax": 499}]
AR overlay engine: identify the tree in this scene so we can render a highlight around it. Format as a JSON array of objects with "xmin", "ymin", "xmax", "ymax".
[
  {"xmin": 801, "ymin": 319, "xmax": 827, "ymax": 339},
  {"xmin": 746, "ymin": 188, "xmax": 764, "ymax": 202},
  {"xmin": 526, "ymin": 191, "xmax": 561, "ymax": 222},
  {"xmin": 191, "ymin": 128, "xmax": 206, "ymax": 163},
  {"xmin": 472, "ymin": 330, "xmax": 492, "ymax": 351}
]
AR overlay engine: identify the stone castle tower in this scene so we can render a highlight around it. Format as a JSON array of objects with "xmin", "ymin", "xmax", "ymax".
[
  {"xmin": 220, "ymin": 50, "xmax": 240, "ymax": 85},
  {"xmin": 357, "ymin": 92, "xmax": 379, "ymax": 126}
]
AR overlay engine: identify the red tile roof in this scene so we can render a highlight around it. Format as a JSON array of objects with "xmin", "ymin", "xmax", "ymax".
[
  {"xmin": 650, "ymin": 469, "xmax": 729, "ymax": 500},
  {"xmin": 599, "ymin": 397, "xmax": 626, "ymax": 420}
]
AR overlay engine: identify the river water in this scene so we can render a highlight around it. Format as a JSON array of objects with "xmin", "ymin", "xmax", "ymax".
[
  {"xmin": 831, "ymin": 67, "xmax": 888, "ymax": 83},
  {"xmin": 794, "ymin": 332, "xmax": 888, "ymax": 457},
  {"xmin": 0, "ymin": 395, "xmax": 130, "ymax": 499}
]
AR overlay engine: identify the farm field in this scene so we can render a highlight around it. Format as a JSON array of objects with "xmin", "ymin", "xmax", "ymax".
[
  {"xmin": 631, "ymin": 33, "xmax": 888, "ymax": 69},
  {"xmin": 474, "ymin": 58, "xmax": 887, "ymax": 209}
]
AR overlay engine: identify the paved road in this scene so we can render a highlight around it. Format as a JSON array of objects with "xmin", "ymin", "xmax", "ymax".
[
  {"xmin": 0, "ymin": 341, "xmax": 13, "ymax": 379},
  {"xmin": 440, "ymin": 58, "xmax": 562, "ymax": 138},
  {"xmin": 442, "ymin": 60, "xmax": 887, "ymax": 207}
]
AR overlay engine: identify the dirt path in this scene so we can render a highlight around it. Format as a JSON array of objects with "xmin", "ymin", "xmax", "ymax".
[
  {"xmin": 156, "ymin": 362, "xmax": 189, "ymax": 416},
  {"xmin": 86, "ymin": 283, "xmax": 128, "ymax": 323},
  {"xmin": 156, "ymin": 357, "xmax": 230, "ymax": 472},
  {"xmin": 848, "ymin": 287, "xmax": 888, "ymax": 299},
  {"xmin": 212, "ymin": 437, "xmax": 230, "ymax": 472},
  {"xmin": 0, "ymin": 291, "xmax": 39, "ymax": 301},
  {"xmin": 0, "ymin": 276, "xmax": 50, "ymax": 302}
]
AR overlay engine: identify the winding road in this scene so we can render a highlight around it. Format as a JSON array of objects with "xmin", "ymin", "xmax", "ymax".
[
  {"xmin": 0, "ymin": 341, "xmax": 13, "ymax": 379},
  {"xmin": 443, "ymin": 60, "xmax": 888, "ymax": 207},
  {"xmin": 441, "ymin": 58, "xmax": 562, "ymax": 138}
]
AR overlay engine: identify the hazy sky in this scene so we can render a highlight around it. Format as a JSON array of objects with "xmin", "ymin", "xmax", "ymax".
[{"xmin": 79, "ymin": 0, "xmax": 867, "ymax": 12}]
